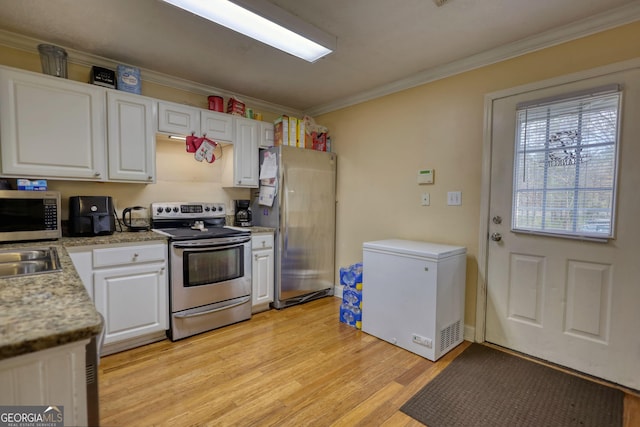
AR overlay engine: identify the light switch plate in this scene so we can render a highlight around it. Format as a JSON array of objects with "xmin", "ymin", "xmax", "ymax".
[
  {"xmin": 421, "ymin": 192, "xmax": 430, "ymax": 206},
  {"xmin": 447, "ymin": 191, "xmax": 462, "ymax": 206}
]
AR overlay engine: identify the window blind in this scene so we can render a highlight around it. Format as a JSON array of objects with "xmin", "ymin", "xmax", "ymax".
[{"xmin": 512, "ymin": 88, "xmax": 621, "ymax": 240}]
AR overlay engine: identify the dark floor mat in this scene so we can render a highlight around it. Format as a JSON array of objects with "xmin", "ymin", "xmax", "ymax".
[{"xmin": 400, "ymin": 343, "xmax": 623, "ymax": 427}]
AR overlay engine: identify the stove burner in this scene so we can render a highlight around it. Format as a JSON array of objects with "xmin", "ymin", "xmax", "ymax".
[{"xmin": 150, "ymin": 201, "xmax": 249, "ymax": 241}]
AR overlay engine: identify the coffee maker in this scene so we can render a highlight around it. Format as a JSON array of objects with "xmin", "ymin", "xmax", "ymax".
[{"xmin": 234, "ymin": 200, "xmax": 252, "ymax": 227}]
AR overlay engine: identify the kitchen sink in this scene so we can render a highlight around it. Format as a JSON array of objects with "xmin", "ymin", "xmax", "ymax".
[{"xmin": 0, "ymin": 247, "xmax": 62, "ymax": 278}]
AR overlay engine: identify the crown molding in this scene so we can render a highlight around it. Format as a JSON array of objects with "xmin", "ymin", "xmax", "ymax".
[
  {"xmin": 0, "ymin": 29, "xmax": 302, "ymax": 118},
  {"xmin": 305, "ymin": 2, "xmax": 640, "ymax": 116},
  {"xmin": 1, "ymin": 2, "xmax": 639, "ymax": 119}
]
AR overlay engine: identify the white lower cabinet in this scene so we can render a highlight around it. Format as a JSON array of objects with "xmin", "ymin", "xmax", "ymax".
[
  {"xmin": 251, "ymin": 233, "xmax": 274, "ymax": 313},
  {"xmin": 0, "ymin": 340, "xmax": 89, "ymax": 427},
  {"xmin": 68, "ymin": 241, "xmax": 168, "ymax": 354}
]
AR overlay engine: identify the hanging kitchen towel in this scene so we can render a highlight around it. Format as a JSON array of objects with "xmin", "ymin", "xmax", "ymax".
[{"xmin": 194, "ymin": 137, "xmax": 217, "ymax": 163}]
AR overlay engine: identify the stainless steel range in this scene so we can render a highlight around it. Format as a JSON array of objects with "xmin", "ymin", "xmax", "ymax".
[{"xmin": 151, "ymin": 202, "xmax": 252, "ymax": 341}]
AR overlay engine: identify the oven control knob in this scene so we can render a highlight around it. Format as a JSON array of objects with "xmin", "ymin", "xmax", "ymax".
[
  {"xmin": 173, "ymin": 207, "xmax": 179, "ymax": 213},
  {"xmin": 205, "ymin": 206, "xmax": 210, "ymax": 211},
  {"xmin": 156, "ymin": 207, "xmax": 163, "ymax": 213}
]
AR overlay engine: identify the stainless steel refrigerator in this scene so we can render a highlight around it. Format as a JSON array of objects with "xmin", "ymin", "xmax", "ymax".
[{"xmin": 252, "ymin": 145, "xmax": 337, "ymax": 309}]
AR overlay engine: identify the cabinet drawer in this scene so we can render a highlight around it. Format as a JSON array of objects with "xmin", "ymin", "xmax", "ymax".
[
  {"xmin": 251, "ymin": 234, "xmax": 274, "ymax": 251},
  {"xmin": 93, "ymin": 243, "xmax": 166, "ymax": 267}
]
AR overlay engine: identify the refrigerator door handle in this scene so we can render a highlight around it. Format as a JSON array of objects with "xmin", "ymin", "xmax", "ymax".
[{"xmin": 282, "ymin": 165, "xmax": 288, "ymax": 253}]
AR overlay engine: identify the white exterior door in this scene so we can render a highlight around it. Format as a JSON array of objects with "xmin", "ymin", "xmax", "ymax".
[{"xmin": 485, "ymin": 65, "xmax": 640, "ymax": 389}]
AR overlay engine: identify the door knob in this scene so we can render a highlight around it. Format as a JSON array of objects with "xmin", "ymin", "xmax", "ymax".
[{"xmin": 490, "ymin": 232, "xmax": 502, "ymax": 242}]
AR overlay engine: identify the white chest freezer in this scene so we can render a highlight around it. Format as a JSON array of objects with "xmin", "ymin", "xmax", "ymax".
[{"xmin": 361, "ymin": 239, "xmax": 466, "ymax": 361}]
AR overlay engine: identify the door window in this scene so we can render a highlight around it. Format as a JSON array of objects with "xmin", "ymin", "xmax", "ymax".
[{"xmin": 512, "ymin": 85, "xmax": 621, "ymax": 240}]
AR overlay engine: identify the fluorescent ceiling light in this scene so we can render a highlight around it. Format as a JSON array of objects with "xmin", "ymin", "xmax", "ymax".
[{"xmin": 161, "ymin": 0, "xmax": 336, "ymax": 62}]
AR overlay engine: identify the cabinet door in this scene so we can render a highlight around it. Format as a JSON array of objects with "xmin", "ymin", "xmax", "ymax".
[
  {"xmin": 233, "ymin": 117, "xmax": 259, "ymax": 187},
  {"xmin": 94, "ymin": 263, "xmax": 168, "ymax": 344},
  {"xmin": 0, "ymin": 342, "xmax": 89, "ymax": 426},
  {"xmin": 252, "ymin": 247, "xmax": 274, "ymax": 308},
  {"xmin": 259, "ymin": 121, "xmax": 274, "ymax": 148},
  {"xmin": 201, "ymin": 110, "xmax": 234, "ymax": 143},
  {"xmin": 107, "ymin": 91, "xmax": 157, "ymax": 182},
  {"xmin": 157, "ymin": 101, "xmax": 200, "ymax": 135},
  {"xmin": 0, "ymin": 67, "xmax": 106, "ymax": 179}
]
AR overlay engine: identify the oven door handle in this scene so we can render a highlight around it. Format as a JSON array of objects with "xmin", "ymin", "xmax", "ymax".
[
  {"xmin": 172, "ymin": 238, "xmax": 250, "ymax": 250},
  {"xmin": 173, "ymin": 296, "xmax": 251, "ymax": 319}
]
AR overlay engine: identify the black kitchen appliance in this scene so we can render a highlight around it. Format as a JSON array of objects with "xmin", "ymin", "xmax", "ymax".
[
  {"xmin": 68, "ymin": 196, "xmax": 116, "ymax": 236},
  {"xmin": 234, "ymin": 199, "xmax": 252, "ymax": 227},
  {"xmin": 122, "ymin": 206, "xmax": 150, "ymax": 231}
]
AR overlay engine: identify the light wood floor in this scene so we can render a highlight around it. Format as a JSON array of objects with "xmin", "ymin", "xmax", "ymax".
[{"xmin": 99, "ymin": 297, "xmax": 639, "ymax": 426}]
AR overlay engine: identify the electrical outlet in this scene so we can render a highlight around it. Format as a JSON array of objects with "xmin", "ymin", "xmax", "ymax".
[
  {"xmin": 447, "ymin": 191, "xmax": 462, "ymax": 206},
  {"xmin": 421, "ymin": 192, "xmax": 430, "ymax": 206}
]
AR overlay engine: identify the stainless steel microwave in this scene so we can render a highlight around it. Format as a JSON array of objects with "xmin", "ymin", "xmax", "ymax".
[{"xmin": 0, "ymin": 190, "xmax": 61, "ymax": 242}]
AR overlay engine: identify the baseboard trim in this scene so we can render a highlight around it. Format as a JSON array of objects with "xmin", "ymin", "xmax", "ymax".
[
  {"xmin": 464, "ymin": 324, "xmax": 476, "ymax": 342},
  {"xmin": 101, "ymin": 331, "xmax": 167, "ymax": 357}
]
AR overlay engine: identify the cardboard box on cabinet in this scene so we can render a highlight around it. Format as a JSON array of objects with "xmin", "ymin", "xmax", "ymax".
[
  {"xmin": 297, "ymin": 119, "xmax": 306, "ymax": 148},
  {"xmin": 116, "ymin": 65, "xmax": 141, "ymax": 94},
  {"xmin": 274, "ymin": 116, "xmax": 289, "ymax": 146},
  {"xmin": 312, "ymin": 132, "xmax": 327, "ymax": 151},
  {"xmin": 288, "ymin": 117, "xmax": 297, "ymax": 147}
]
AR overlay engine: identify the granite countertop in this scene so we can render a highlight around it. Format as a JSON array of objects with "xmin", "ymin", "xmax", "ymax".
[
  {"xmin": 0, "ymin": 231, "xmax": 168, "ymax": 361},
  {"xmin": 0, "ymin": 227, "xmax": 274, "ymax": 361}
]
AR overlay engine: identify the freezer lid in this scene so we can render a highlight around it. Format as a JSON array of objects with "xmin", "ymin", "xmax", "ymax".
[{"xmin": 363, "ymin": 239, "xmax": 466, "ymax": 259}]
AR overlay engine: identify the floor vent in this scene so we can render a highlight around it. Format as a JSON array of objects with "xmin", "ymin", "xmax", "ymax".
[
  {"xmin": 440, "ymin": 320, "xmax": 461, "ymax": 351},
  {"xmin": 86, "ymin": 363, "xmax": 96, "ymax": 384}
]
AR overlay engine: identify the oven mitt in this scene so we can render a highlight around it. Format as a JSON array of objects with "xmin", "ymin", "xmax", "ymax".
[
  {"xmin": 194, "ymin": 137, "xmax": 217, "ymax": 163},
  {"xmin": 185, "ymin": 133, "xmax": 201, "ymax": 153}
]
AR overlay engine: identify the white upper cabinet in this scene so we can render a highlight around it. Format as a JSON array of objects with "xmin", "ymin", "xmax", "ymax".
[
  {"xmin": 201, "ymin": 110, "xmax": 234, "ymax": 143},
  {"xmin": 107, "ymin": 90, "xmax": 157, "ymax": 182},
  {"xmin": 158, "ymin": 101, "xmax": 234, "ymax": 144},
  {"xmin": 233, "ymin": 117, "xmax": 259, "ymax": 187},
  {"xmin": 259, "ymin": 121, "xmax": 275, "ymax": 148},
  {"xmin": 0, "ymin": 66, "xmax": 107, "ymax": 180},
  {"xmin": 157, "ymin": 101, "xmax": 200, "ymax": 136}
]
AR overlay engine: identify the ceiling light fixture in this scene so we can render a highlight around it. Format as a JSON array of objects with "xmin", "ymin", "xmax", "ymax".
[{"xmin": 161, "ymin": 0, "xmax": 336, "ymax": 62}]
